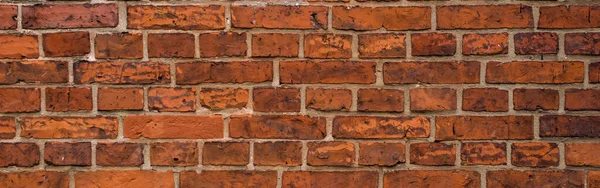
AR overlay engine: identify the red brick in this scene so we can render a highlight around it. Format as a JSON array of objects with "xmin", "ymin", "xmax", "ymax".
[
  {"xmin": 252, "ymin": 33, "xmax": 299, "ymax": 57},
  {"xmin": 461, "ymin": 142, "xmax": 506, "ymax": 165},
  {"xmin": 280, "ymin": 61, "xmax": 376, "ymax": 84},
  {"xmin": 128, "ymin": 5, "xmax": 225, "ymax": 30},
  {"xmin": 0, "ymin": 6, "xmax": 17, "ymax": 30},
  {"xmin": 307, "ymin": 141, "xmax": 354, "ymax": 166},
  {"xmin": 589, "ymin": 171, "xmax": 600, "ymax": 188},
  {"xmin": 487, "ymin": 170, "xmax": 584, "ymax": 187},
  {"xmin": 198, "ymin": 32, "xmax": 247, "ymax": 57},
  {"xmin": 95, "ymin": 33, "xmax": 143, "ymax": 59},
  {"xmin": 76, "ymin": 170, "xmax": 174, "ymax": 188},
  {"xmin": 96, "ymin": 143, "xmax": 143, "ymax": 166},
  {"xmin": 306, "ymin": 88, "xmax": 352, "ymax": 111},
  {"xmin": 565, "ymin": 33, "xmax": 600, "ymax": 55},
  {"xmin": 566, "ymin": 89, "xmax": 600, "ymax": 111},
  {"xmin": 540, "ymin": 115, "xmax": 600, "ymax": 138},
  {"xmin": 43, "ymin": 32, "xmax": 90, "ymax": 57},
  {"xmin": 124, "ymin": 115, "xmax": 224, "ymax": 139},
  {"xmin": 357, "ymin": 88, "xmax": 404, "ymax": 112},
  {"xmin": 515, "ymin": 32, "xmax": 559, "ymax": 55},
  {"xmin": 151, "ymin": 142, "xmax": 198, "ymax": 166},
  {"xmin": 254, "ymin": 141, "xmax": 302, "ymax": 166},
  {"xmin": 0, "ymin": 117, "xmax": 15, "ymax": 139},
  {"xmin": 283, "ymin": 171, "xmax": 378, "ymax": 188},
  {"xmin": 514, "ymin": 89, "xmax": 559, "ymax": 111},
  {"xmin": 359, "ymin": 142, "xmax": 405, "ymax": 166},
  {"xmin": 304, "ymin": 33, "xmax": 352, "ymax": 59},
  {"xmin": 539, "ymin": 6, "xmax": 600, "ymax": 29},
  {"xmin": 410, "ymin": 88, "xmax": 457, "ymax": 111},
  {"xmin": 44, "ymin": 142, "xmax": 91, "ymax": 166},
  {"xmin": 148, "ymin": 87, "xmax": 196, "ymax": 112},
  {"xmin": 462, "ymin": 88, "xmax": 508, "ymax": 112},
  {"xmin": 148, "ymin": 33, "xmax": 195, "ymax": 58},
  {"xmin": 462, "ymin": 33, "xmax": 508, "ymax": 55},
  {"xmin": 591, "ymin": 62, "xmax": 600, "ymax": 83},
  {"xmin": 384, "ymin": 170, "xmax": 480, "ymax": 188},
  {"xmin": 486, "ymin": 61, "xmax": 584, "ymax": 84},
  {"xmin": 203, "ymin": 142, "xmax": 249, "ymax": 166},
  {"xmin": 98, "ymin": 87, "xmax": 144, "ymax": 111},
  {"xmin": 333, "ymin": 116, "xmax": 430, "ymax": 139},
  {"xmin": 0, "ymin": 88, "xmax": 40, "ymax": 113},
  {"xmin": 512, "ymin": 142, "xmax": 559, "ymax": 167},
  {"xmin": 410, "ymin": 142, "xmax": 456, "ymax": 166},
  {"xmin": 176, "ymin": 61, "xmax": 272, "ymax": 84},
  {"xmin": 181, "ymin": 171, "xmax": 277, "ymax": 188},
  {"xmin": 332, "ymin": 6, "xmax": 430, "ymax": 31},
  {"xmin": 0, "ymin": 34, "xmax": 39, "ymax": 59},
  {"xmin": 437, "ymin": 5, "xmax": 533, "ymax": 29},
  {"xmin": 0, "ymin": 143, "xmax": 39, "ymax": 167},
  {"xmin": 23, "ymin": 4, "xmax": 118, "ymax": 29},
  {"xmin": 75, "ymin": 61, "xmax": 170, "ymax": 84},
  {"xmin": 0, "ymin": 171, "xmax": 69, "ymax": 188},
  {"xmin": 411, "ymin": 33, "xmax": 456, "ymax": 56},
  {"xmin": 358, "ymin": 33, "xmax": 406, "ymax": 58},
  {"xmin": 46, "ymin": 87, "xmax": 92, "ymax": 112},
  {"xmin": 20, "ymin": 116, "xmax": 117, "ymax": 139},
  {"xmin": 230, "ymin": 115, "xmax": 326, "ymax": 139},
  {"xmin": 253, "ymin": 87, "xmax": 300, "ymax": 112},
  {"xmin": 199, "ymin": 88, "xmax": 249, "ymax": 110},
  {"xmin": 0, "ymin": 61, "xmax": 68, "ymax": 84},
  {"xmin": 436, "ymin": 116, "xmax": 534, "ymax": 140},
  {"xmin": 566, "ymin": 143, "xmax": 600, "ymax": 166},
  {"xmin": 384, "ymin": 61, "xmax": 480, "ymax": 84},
  {"xmin": 232, "ymin": 5, "xmax": 327, "ymax": 29}
]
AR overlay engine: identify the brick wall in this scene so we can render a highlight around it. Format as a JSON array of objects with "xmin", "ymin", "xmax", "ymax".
[{"xmin": 0, "ymin": 0, "xmax": 599, "ymax": 187}]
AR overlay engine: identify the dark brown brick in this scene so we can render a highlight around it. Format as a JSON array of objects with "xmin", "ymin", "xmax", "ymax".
[
  {"xmin": 151, "ymin": 142, "xmax": 198, "ymax": 166},
  {"xmin": 410, "ymin": 142, "xmax": 456, "ymax": 166},
  {"xmin": 411, "ymin": 33, "xmax": 456, "ymax": 56},
  {"xmin": 515, "ymin": 32, "xmax": 559, "ymax": 55},
  {"xmin": 462, "ymin": 88, "xmax": 509, "ymax": 112},
  {"xmin": 203, "ymin": 142, "xmax": 249, "ymax": 166},
  {"xmin": 44, "ymin": 142, "xmax": 91, "ymax": 166},
  {"xmin": 253, "ymin": 87, "xmax": 301, "ymax": 112},
  {"xmin": 357, "ymin": 88, "xmax": 404, "ymax": 112},
  {"xmin": 384, "ymin": 61, "xmax": 480, "ymax": 84},
  {"xmin": 359, "ymin": 142, "xmax": 405, "ymax": 166},
  {"xmin": 461, "ymin": 142, "xmax": 506, "ymax": 165},
  {"xmin": 333, "ymin": 116, "xmax": 430, "ymax": 139},
  {"xmin": 512, "ymin": 142, "xmax": 559, "ymax": 167},
  {"xmin": 254, "ymin": 141, "xmax": 302, "ymax": 166},
  {"xmin": 436, "ymin": 116, "xmax": 534, "ymax": 140},
  {"xmin": 0, "ymin": 143, "xmax": 40, "ymax": 167},
  {"xmin": 96, "ymin": 143, "xmax": 144, "ymax": 166},
  {"xmin": 514, "ymin": 89, "xmax": 559, "ymax": 111},
  {"xmin": 280, "ymin": 61, "xmax": 376, "ymax": 84},
  {"xmin": 230, "ymin": 115, "xmax": 326, "ymax": 139}
]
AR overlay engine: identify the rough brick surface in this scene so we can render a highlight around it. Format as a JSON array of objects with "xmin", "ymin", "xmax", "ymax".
[
  {"xmin": 461, "ymin": 142, "xmax": 506, "ymax": 165},
  {"xmin": 23, "ymin": 4, "xmax": 118, "ymax": 29},
  {"xmin": 385, "ymin": 170, "xmax": 480, "ymax": 188}
]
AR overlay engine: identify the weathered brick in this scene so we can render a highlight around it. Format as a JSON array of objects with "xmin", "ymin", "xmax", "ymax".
[
  {"xmin": 514, "ymin": 89, "xmax": 559, "ymax": 111},
  {"xmin": 75, "ymin": 61, "xmax": 170, "ymax": 84},
  {"xmin": 512, "ymin": 142, "xmax": 559, "ymax": 167},
  {"xmin": 203, "ymin": 142, "xmax": 249, "ymax": 166},
  {"xmin": 23, "ymin": 4, "xmax": 118, "ymax": 29},
  {"xmin": 462, "ymin": 33, "xmax": 508, "ymax": 55},
  {"xmin": 437, "ymin": 5, "xmax": 533, "ymax": 29},
  {"xmin": 95, "ymin": 33, "xmax": 143, "ymax": 59},
  {"xmin": 230, "ymin": 115, "xmax": 326, "ymax": 139},
  {"xmin": 539, "ymin": 6, "xmax": 600, "ymax": 29},
  {"xmin": 565, "ymin": 33, "xmax": 600, "ymax": 55},
  {"xmin": 486, "ymin": 61, "xmax": 584, "ymax": 84},
  {"xmin": 0, "ymin": 61, "xmax": 68, "ymax": 84},
  {"xmin": 124, "ymin": 115, "xmax": 224, "ymax": 139},
  {"xmin": 540, "ymin": 115, "xmax": 600, "ymax": 138},
  {"xmin": 283, "ymin": 171, "xmax": 378, "ymax": 188},
  {"xmin": 333, "ymin": 6, "xmax": 430, "ymax": 31},
  {"xmin": 0, "ymin": 143, "xmax": 40, "ymax": 167},
  {"xmin": 198, "ymin": 32, "xmax": 247, "ymax": 57},
  {"xmin": 515, "ymin": 32, "xmax": 559, "ymax": 55},
  {"xmin": 176, "ymin": 61, "xmax": 272, "ymax": 84},
  {"xmin": 0, "ymin": 117, "xmax": 15, "ymax": 139},
  {"xmin": 359, "ymin": 142, "xmax": 405, "ymax": 166},
  {"xmin": 128, "ymin": 5, "xmax": 225, "ymax": 30},
  {"xmin": 253, "ymin": 87, "xmax": 301, "ymax": 112},
  {"xmin": 148, "ymin": 87, "xmax": 196, "ymax": 112},
  {"xmin": 461, "ymin": 142, "xmax": 506, "ymax": 165},
  {"xmin": 76, "ymin": 171, "xmax": 174, "ymax": 188},
  {"xmin": 384, "ymin": 170, "xmax": 480, "ymax": 188},
  {"xmin": 566, "ymin": 143, "xmax": 600, "ymax": 166},
  {"xmin": 0, "ymin": 6, "xmax": 17, "ymax": 30},
  {"xmin": 411, "ymin": 33, "xmax": 456, "ymax": 56},
  {"xmin": 46, "ymin": 87, "xmax": 92, "ymax": 112},
  {"xmin": 44, "ymin": 142, "xmax": 91, "ymax": 166},
  {"xmin": 566, "ymin": 89, "xmax": 600, "ymax": 111},
  {"xmin": 148, "ymin": 33, "xmax": 195, "ymax": 58},
  {"xmin": 199, "ymin": 88, "xmax": 248, "ymax": 110},
  {"xmin": 358, "ymin": 33, "xmax": 406, "ymax": 58},
  {"xmin": 98, "ymin": 87, "xmax": 144, "ymax": 111},
  {"xmin": 333, "ymin": 116, "xmax": 430, "ymax": 138},
  {"xmin": 436, "ymin": 116, "xmax": 534, "ymax": 140},
  {"xmin": 304, "ymin": 34, "xmax": 352, "ymax": 59},
  {"xmin": 0, "ymin": 171, "xmax": 69, "ymax": 188},
  {"xmin": 410, "ymin": 142, "xmax": 456, "ymax": 166},
  {"xmin": 357, "ymin": 88, "xmax": 404, "ymax": 112},
  {"xmin": 0, "ymin": 88, "xmax": 40, "ymax": 113},
  {"xmin": 232, "ymin": 5, "xmax": 327, "ymax": 29},
  {"xmin": 21, "ymin": 116, "xmax": 117, "ymax": 139},
  {"xmin": 43, "ymin": 32, "xmax": 90, "ymax": 57},
  {"xmin": 306, "ymin": 88, "xmax": 352, "ymax": 111},
  {"xmin": 591, "ymin": 62, "xmax": 600, "ymax": 83},
  {"xmin": 151, "ymin": 142, "xmax": 198, "ymax": 166},
  {"xmin": 181, "ymin": 171, "xmax": 277, "ymax": 188},
  {"xmin": 462, "ymin": 88, "xmax": 509, "ymax": 112},
  {"xmin": 589, "ymin": 171, "xmax": 600, "ymax": 188},
  {"xmin": 254, "ymin": 141, "xmax": 302, "ymax": 166},
  {"xmin": 487, "ymin": 170, "xmax": 584, "ymax": 187},
  {"xmin": 307, "ymin": 141, "xmax": 354, "ymax": 166},
  {"xmin": 0, "ymin": 34, "xmax": 39, "ymax": 59},
  {"xmin": 280, "ymin": 61, "xmax": 376, "ymax": 84},
  {"xmin": 96, "ymin": 143, "xmax": 144, "ymax": 166},
  {"xmin": 252, "ymin": 33, "xmax": 299, "ymax": 57},
  {"xmin": 410, "ymin": 88, "xmax": 457, "ymax": 111},
  {"xmin": 384, "ymin": 61, "xmax": 480, "ymax": 84}
]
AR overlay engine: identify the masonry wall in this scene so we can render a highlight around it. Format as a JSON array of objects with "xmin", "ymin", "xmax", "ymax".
[{"xmin": 0, "ymin": 0, "xmax": 599, "ymax": 187}]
